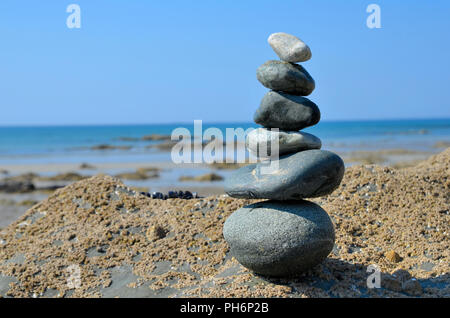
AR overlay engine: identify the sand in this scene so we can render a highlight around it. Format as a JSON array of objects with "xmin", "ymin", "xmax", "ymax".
[
  {"xmin": 0, "ymin": 161, "xmax": 232, "ymax": 227},
  {"xmin": 0, "ymin": 148, "xmax": 449, "ymax": 298}
]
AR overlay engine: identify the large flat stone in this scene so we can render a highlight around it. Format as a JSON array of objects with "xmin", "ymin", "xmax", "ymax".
[{"xmin": 225, "ymin": 149, "xmax": 344, "ymax": 200}]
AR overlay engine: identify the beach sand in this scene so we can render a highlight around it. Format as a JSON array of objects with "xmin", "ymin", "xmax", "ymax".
[
  {"xmin": 0, "ymin": 148, "xmax": 448, "ymax": 298},
  {"xmin": 0, "ymin": 161, "xmax": 232, "ymax": 228}
]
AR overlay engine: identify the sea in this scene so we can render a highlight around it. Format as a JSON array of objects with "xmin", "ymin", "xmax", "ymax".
[{"xmin": 0, "ymin": 119, "xmax": 449, "ymax": 165}]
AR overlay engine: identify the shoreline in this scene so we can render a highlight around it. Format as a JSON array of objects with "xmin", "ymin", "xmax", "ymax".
[
  {"xmin": 0, "ymin": 148, "xmax": 446, "ymax": 229},
  {"xmin": 0, "ymin": 147, "xmax": 443, "ymax": 173}
]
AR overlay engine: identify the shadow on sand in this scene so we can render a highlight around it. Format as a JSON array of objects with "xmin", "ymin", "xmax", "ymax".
[{"xmin": 251, "ymin": 257, "xmax": 449, "ymax": 298}]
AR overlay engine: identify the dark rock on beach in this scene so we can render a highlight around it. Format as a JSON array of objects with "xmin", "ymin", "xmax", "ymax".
[
  {"xmin": 166, "ymin": 190, "xmax": 194, "ymax": 200},
  {"xmin": 0, "ymin": 173, "xmax": 39, "ymax": 193},
  {"xmin": 225, "ymin": 150, "xmax": 345, "ymax": 200},
  {"xmin": 79, "ymin": 163, "xmax": 96, "ymax": 170},
  {"xmin": 91, "ymin": 144, "xmax": 132, "ymax": 151},
  {"xmin": 179, "ymin": 173, "xmax": 224, "ymax": 182},
  {"xmin": 0, "ymin": 180, "xmax": 35, "ymax": 193},
  {"xmin": 223, "ymin": 200, "xmax": 335, "ymax": 277},
  {"xmin": 254, "ymin": 91, "xmax": 320, "ymax": 131},
  {"xmin": 141, "ymin": 134, "xmax": 171, "ymax": 141},
  {"xmin": 256, "ymin": 60, "xmax": 315, "ymax": 96}
]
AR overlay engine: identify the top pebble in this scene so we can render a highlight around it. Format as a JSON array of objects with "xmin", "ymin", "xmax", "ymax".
[{"xmin": 268, "ymin": 32, "xmax": 311, "ymax": 63}]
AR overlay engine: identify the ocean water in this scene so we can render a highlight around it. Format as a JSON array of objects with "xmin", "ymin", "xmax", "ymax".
[{"xmin": 0, "ymin": 119, "xmax": 449, "ymax": 165}]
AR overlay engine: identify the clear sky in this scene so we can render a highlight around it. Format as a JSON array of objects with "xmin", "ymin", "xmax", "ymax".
[{"xmin": 0, "ymin": 0, "xmax": 449, "ymax": 125}]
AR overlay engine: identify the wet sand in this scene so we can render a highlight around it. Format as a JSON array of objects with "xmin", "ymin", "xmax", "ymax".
[{"xmin": 0, "ymin": 148, "xmax": 448, "ymax": 298}]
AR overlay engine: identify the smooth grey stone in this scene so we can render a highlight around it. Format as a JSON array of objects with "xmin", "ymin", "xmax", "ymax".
[
  {"xmin": 225, "ymin": 149, "xmax": 344, "ymax": 200},
  {"xmin": 223, "ymin": 200, "xmax": 335, "ymax": 277},
  {"xmin": 268, "ymin": 32, "xmax": 311, "ymax": 63},
  {"xmin": 256, "ymin": 60, "xmax": 315, "ymax": 96},
  {"xmin": 254, "ymin": 91, "xmax": 320, "ymax": 131},
  {"xmin": 246, "ymin": 128, "xmax": 321, "ymax": 158}
]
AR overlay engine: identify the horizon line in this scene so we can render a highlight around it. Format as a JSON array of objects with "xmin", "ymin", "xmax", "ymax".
[{"xmin": 0, "ymin": 117, "xmax": 449, "ymax": 128}]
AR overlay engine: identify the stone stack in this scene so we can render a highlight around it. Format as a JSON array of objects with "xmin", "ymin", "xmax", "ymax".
[{"xmin": 223, "ymin": 32, "xmax": 345, "ymax": 277}]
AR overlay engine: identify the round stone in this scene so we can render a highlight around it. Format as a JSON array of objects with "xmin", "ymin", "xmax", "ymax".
[
  {"xmin": 256, "ymin": 60, "xmax": 315, "ymax": 96},
  {"xmin": 224, "ymin": 149, "xmax": 345, "ymax": 200},
  {"xmin": 268, "ymin": 32, "xmax": 312, "ymax": 63},
  {"xmin": 223, "ymin": 200, "xmax": 335, "ymax": 277},
  {"xmin": 254, "ymin": 91, "xmax": 320, "ymax": 131},
  {"xmin": 246, "ymin": 128, "xmax": 321, "ymax": 158}
]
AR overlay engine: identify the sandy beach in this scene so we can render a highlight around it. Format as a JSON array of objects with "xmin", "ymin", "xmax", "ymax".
[
  {"xmin": 0, "ymin": 145, "xmax": 446, "ymax": 229},
  {"xmin": 0, "ymin": 148, "xmax": 448, "ymax": 298}
]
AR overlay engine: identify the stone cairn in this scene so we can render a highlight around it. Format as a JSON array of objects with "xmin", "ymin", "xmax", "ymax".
[{"xmin": 223, "ymin": 32, "xmax": 345, "ymax": 277}]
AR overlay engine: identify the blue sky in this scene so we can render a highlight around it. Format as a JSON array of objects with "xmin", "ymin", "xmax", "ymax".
[{"xmin": 0, "ymin": 0, "xmax": 449, "ymax": 125}]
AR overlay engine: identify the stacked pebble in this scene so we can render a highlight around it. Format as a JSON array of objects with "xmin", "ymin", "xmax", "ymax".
[{"xmin": 223, "ymin": 32, "xmax": 345, "ymax": 277}]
